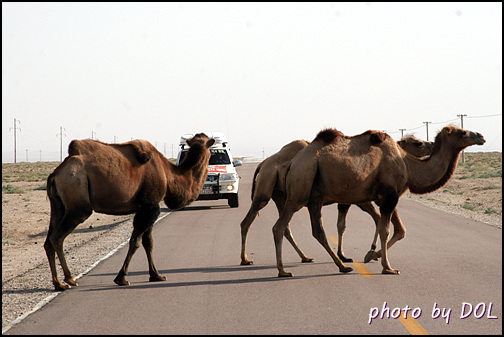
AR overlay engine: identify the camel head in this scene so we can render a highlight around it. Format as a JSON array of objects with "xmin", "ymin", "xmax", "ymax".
[
  {"xmin": 177, "ymin": 133, "xmax": 215, "ymax": 170},
  {"xmin": 397, "ymin": 135, "xmax": 434, "ymax": 158},
  {"xmin": 436, "ymin": 125, "xmax": 485, "ymax": 151},
  {"xmin": 186, "ymin": 133, "xmax": 216, "ymax": 148}
]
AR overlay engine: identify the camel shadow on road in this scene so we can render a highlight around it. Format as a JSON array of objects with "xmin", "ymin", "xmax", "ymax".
[{"xmin": 83, "ymin": 262, "xmax": 360, "ymax": 292}]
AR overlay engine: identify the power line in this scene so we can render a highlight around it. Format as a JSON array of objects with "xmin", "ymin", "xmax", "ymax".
[{"xmin": 466, "ymin": 113, "xmax": 502, "ymax": 119}]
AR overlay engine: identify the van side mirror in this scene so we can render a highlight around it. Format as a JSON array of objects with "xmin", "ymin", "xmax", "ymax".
[{"xmin": 233, "ymin": 160, "xmax": 242, "ymax": 167}]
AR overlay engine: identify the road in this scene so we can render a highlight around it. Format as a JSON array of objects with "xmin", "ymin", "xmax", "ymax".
[{"xmin": 5, "ymin": 163, "xmax": 501, "ymax": 334}]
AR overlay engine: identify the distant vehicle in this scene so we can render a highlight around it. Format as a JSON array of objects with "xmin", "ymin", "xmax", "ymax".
[{"xmin": 177, "ymin": 132, "xmax": 241, "ymax": 208}]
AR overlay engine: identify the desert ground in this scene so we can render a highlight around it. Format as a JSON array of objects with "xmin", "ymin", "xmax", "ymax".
[{"xmin": 2, "ymin": 152, "xmax": 501, "ymax": 329}]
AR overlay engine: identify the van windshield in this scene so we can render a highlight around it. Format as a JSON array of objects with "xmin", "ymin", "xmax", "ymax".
[
  {"xmin": 209, "ymin": 149, "xmax": 231, "ymax": 165},
  {"xmin": 178, "ymin": 148, "xmax": 231, "ymax": 165}
]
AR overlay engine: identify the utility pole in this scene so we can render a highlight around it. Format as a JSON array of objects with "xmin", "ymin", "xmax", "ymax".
[
  {"xmin": 57, "ymin": 127, "xmax": 66, "ymax": 162},
  {"xmin": 91, "ymin": 131, "xmax": 96, "ymax": 140},
  {"xmin": 399, "ymin": 128, "xmax": 406, "ymax": 139},
  {"xmin": 9, "ymin": 118, "xmax": 21, "ymax": 163},
  {"xmin": 26, "ymin": 149, "xmax": 29, "ymax": 162},
  {"xmin": 457, "ymin": 114, "xmax": 468, "ymax": 163},
  {"xmin": 423, "ymin": 121, "xmax": 432, "ymax": 141}
]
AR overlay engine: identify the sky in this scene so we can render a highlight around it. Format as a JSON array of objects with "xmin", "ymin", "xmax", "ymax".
[{"xmin": 2, "ymin": 2, "xmax": 502, "ymax": 163}]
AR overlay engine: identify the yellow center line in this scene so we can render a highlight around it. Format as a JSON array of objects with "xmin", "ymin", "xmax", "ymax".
[
  {"xmin": 328, "ymin": 236, "xmax": 375, "ymax": 278},
  {"xmin": 328, "ymin": 236, "xmax": 338, "ymax": 245},
  {"xmin": 351, "ymin": 262, "xmax": 375, "ymax": 277},
  {"xmin": 328, "ymin": 236, "xmax": 428, "ymax": 334},
  {"xmin": 398, "ymin": 312, "xmax": 429, "ymax": 335}
]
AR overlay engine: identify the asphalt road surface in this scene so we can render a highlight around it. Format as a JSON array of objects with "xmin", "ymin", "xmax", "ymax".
[{"xmin": 5, "ymin": 163, "xmax": 501, "ymax": 335}]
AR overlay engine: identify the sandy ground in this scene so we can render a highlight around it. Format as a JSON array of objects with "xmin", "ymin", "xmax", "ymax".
[{"xmin": 2, "ymin": 174, "xmax": 501, "ymax": 330}]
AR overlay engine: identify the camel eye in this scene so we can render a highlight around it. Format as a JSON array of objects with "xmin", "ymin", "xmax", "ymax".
[{"xmin": 414, "ymin": 141, "xmax": 422, "ymax": 147}]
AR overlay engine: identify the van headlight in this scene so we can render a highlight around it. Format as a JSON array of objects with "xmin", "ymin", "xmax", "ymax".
[{"xmin": 220, "ymin": 173, "xmax": 237, "ymax": 181}]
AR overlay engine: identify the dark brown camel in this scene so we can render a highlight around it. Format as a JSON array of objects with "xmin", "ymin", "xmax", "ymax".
[
  {"xmin": 239, "ymin": 135, "xmax": 433, "ymax": 265},
  {"xmin": 44, "ymin": 133, "xmax": 215, "ymax": 290},
  {"xmin": 272, "ymin": 126, "xmax": 484, "ymax": 277}
]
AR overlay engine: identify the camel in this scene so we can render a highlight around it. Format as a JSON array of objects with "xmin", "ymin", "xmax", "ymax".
[
  {"xmin": 271, "ymin": 125, "xmax": 484, "ymax": 277},
  {"xmin": 240, "ymin": 140, "xmax": 312, "ymax": 265},
  {"xmin": 336, "ymin": 135, "xmax": 434, "ymax": 262},
  {"xmin": 44, "ymin": 133, "xmax": 215, "ymax": 290},
  {"xmin": 240, "ymin": 135, "xmax": 433, "ymax": 265}
]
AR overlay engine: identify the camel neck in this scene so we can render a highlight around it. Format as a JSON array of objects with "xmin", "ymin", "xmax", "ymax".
[{"xmin": 405, "ymin": 144, "xmax": 461, "ymax": 195}]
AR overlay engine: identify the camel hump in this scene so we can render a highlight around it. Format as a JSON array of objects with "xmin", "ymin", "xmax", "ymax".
[
  {"xmin": 313, "ymin": 128, "xmax": 345, "ymax": 144},
  {"xmin": 68, "ymin": 139, "xmax": 83, "ymax": 156},
  {"xmin": 129, "ymin": 140, "xmax": 152, "ymax": 164},
  {"xmin": 362, "ymin": 130, "xmax": 390, "ymax": 146}
]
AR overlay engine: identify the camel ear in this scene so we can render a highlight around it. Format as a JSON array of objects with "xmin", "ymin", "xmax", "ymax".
[
  {"xmin": 206, "ymin": 139, "xmax": 216, "ymax": 148},
  {"xmin": 442, "ymin": 126, "xmax": 452, "ymax": 135},
  {"xmin": 186, "ymin": 138, "xmax": 194, "ymax": 146}
]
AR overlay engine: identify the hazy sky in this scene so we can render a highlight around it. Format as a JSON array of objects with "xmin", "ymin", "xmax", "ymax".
[{"xmin": 2, "ymin": 2, "xmax": 502, "ymax": 163}]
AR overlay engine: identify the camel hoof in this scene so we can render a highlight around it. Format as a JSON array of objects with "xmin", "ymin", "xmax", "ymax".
[
  {"xmin": 54, "ymin": 283, "xmax": 71, "ymax": 291},
  {"xmin": 382, "ymin": 268, "xmax": 400, "ymax": 275},
  {"xmin": 337, "ymin": 253, "xmax": 353, "ymax": 263},
  {"xmin": 241, "ymin": 260, "xmax": 254, "ymax": 265},
  {"xmin": 114, "ymin": 276, "xmax": 130, "ymax": 286},
  {"xmin": 149, "ymin": 274, "xmax": 167, "ymax": 282},
  {"xmin": 340, "ymin": 266, "xmax": 353, "ymax": 273},
  {"xmin": 65, "ymin": 277, "xmax": 78, "ymax": 287},
  {"xmin": 301, "ymin": 257, "xmax": 314, "ymax": 263},
  {"xmin": 364, "ymin": 250, "xmax": 377, "ymax": 263},
  {"xmin": 278, "ymin": 271, "xmax": 293, "ymax": 277}
]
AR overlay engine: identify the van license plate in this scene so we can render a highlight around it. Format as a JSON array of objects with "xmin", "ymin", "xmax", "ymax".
[{"xmin": 200, "ymin": 185, "xmax": 213, "ymax": 194}]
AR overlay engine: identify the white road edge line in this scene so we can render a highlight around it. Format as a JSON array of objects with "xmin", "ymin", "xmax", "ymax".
[{"xmin": 2, "ymin": 211, "xmax": 172, "ymax": 334}]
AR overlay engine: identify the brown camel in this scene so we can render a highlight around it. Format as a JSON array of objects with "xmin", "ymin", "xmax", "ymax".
[
  {"xmin": 240, "ymin": 140, "xmax": 313, "ymax": 265},
  {"xmin": 240, "ymin": 135, "xmax": 433, "ymax": 265},
  {"xmin": 336, "ymin": 135, "xmax": 434, "ymax": 262},
  {"xmin": 272, "ymin": 126, "xmax": 484, "ymax": 277},
  {"xmin": 44, "ymin": 133, "xmax": 215, "ymax": 290}
]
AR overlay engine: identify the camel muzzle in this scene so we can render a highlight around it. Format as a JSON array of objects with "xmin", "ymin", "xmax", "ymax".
[{"xmin": 473, "ymin": 132, "xmax": 486, "ymax": 145}]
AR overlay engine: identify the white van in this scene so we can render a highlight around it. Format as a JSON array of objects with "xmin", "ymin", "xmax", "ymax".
[{"xmin": 176, "ymin": 132, "xmax": 241, "ymax": 208}]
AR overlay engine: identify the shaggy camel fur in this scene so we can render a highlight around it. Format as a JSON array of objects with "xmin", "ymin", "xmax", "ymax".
[
  {"xmin": 45, "ymin": 133, "xmax": 215, "ymax": 290},
  {"xmin": 239, "ymin": 135, "xmax": 433, "ymax": 265},
  {"xmin": 272, "ymin": 126, "xmax": 484, "ymax": 277}
]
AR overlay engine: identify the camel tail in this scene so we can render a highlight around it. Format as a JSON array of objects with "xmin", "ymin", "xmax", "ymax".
[
  {"xmin": 251, "ymin": 162, "xmax": 263, "ymax": 201},
  {"xmin": 47, "ymin": 173, "xmax": 65, "ymax": 224}
]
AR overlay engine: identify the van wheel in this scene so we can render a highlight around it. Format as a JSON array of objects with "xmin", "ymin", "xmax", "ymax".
[{"xmin": 228, "ymin": 194, "xmax": 239, "ymax": 208}]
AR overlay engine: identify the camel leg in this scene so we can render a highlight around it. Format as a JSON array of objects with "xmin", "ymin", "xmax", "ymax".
[
  {"xmin": 377, "ymin": 189, "xmax": 400, "ymax": 274},
  {"xmin": 273, "ymin": 195, "xmax": 313, "ymax": 263},
  {"xmin": 356, "ymin": 202, "xmax": 381, "ymax": 263},
  {"xmin": 308, "ymin": 199, "xmax": 352, "ymax": 273},
  {"xmin": 365, "ymin": 209, "xmax": 406, "ymax": 262},
  {"xmin": 45, "ymin": 207, "xmax": 92, "ymax": 290},
  {"xmin": 240, "ymin": 199, "xmax": 267, "ymax": 265},
  {"xmin": 114, "ymin": 204, "xmax": 161, "ymax": 286},
  {"xmin": 283, "ymin": 226, "xmax": 314, "ymax": 263},
  {"xmin": 141, "ymin": 225, "xmax": 166, "ymax": 282},
  {"xmin": 272, "ymin": 203, "xmax": 299, "ymax": 277},
  {"xmin": 336, "ymin": 204, "xmax": 353, "ymax": 262},
  {"xmin": 45, "ymin": 205, "xmax": 67, "ymax": 291}
]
